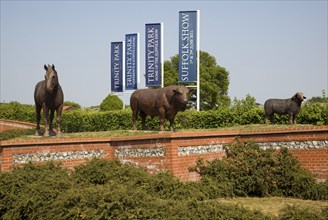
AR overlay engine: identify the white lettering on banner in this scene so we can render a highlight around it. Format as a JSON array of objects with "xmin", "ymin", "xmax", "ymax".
[
  {"xmin": 126, "ymin": 37, "xmax": 133, "ymax": 85},
  {"xmin": 147, "ymin": 27, "xmax": 155, "ymax": 83},
  {"xmin": 113, "ymin": 44, "xmax": 120, "ymax": 89},
  {"xmin": 181, "ymin": 13, "xmax": 190, "ymax": 81}
]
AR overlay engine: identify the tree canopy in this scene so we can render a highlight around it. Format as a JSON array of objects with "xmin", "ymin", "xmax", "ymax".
[
  {"xmin": 164, "ymin": 51, "xmax": 230, "ymax": 110},
  {"xmin": 100, "ymin": 94, "xmax": 123, "ymax": 111}
]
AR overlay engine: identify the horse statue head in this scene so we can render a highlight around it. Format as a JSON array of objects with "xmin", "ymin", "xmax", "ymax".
[{"xmin": 44, "ymin": 64, "xmax": 58, "ymax": 94}]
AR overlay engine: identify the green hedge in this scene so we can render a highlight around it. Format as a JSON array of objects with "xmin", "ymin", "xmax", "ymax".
[
  {"xmin": 0, "ymin": 102, "xmax": 36, "ymax": 123},
  {"xmin": 1, "ymin": 102, "xmax": 328, "ymax": 133}
]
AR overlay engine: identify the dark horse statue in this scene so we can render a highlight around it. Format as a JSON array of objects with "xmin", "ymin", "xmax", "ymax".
[{"xmin": 34, "ymin": 64, "xmax": 64, "ymax": 137}]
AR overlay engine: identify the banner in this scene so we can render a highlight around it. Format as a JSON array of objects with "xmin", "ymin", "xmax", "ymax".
[
  {"xmin": 178, "ymin": 11, "xmax": 198, "ymax": 82},
  {"xmin": 111, "ymin": 41, "xmax": 123, "ymax": 92},
  {"xmin": 125, "ymin": 33, "xmax": 138, "ymax": 90},
  {"xmin": 145, "ymin": 23, "xmax": 162, "ymax": 87}
]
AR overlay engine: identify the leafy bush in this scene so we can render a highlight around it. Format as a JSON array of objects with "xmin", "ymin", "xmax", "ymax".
[
  {"xmin": 60, "ymin": 110, "xmax": 132, "ymax": 132},
  {"xmin": 1, "ymin": 157, "xmax": 327, "ymax": 219},
  {"xmin": 190, "ymin": 141, "xmax": 328, "ymax": 200},
  {"xmin": 100, "ymin": 94, "xmax": 123, "ymax": 111},
  {"xmin": 1, "ymin": 159, "xmax": 280, "ymax": 219},
  {"xmin": 63, "ymin": 101, "xmax": 82, "ymax": 110},
  {"xmin": 297, "ymin": 103, "xmax": 328, "ymax": 125},
  {"xmin": 0, "ymin": 102, "xmax": 36, "ymax": 123},
  {"xmin": 279, "ymin": 205, "xmax": 328, "ymax": 220},
  {"xmin": 0, "ymin": 162, "xmax": 72, "ymax": 219}
]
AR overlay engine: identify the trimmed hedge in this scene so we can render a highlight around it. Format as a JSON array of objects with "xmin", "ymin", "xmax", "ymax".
[
  {"xmin": 0, "ymin": 102, "xmax": 35, "ymax": 123},
  {"xmin": 1, "ymin": 102, "xmax": 328, "ymax": 133}
]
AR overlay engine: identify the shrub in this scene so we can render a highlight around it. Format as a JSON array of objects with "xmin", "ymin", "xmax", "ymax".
[
  {"xmin": 297, "ymin": 103, "xmax": 328, "ymax": 125},
  {"xmin": 63, "ymin": 101, "xmax": 82, "ymax": 110},
  {"xmin": 190, "ymin": 140, "xmax": 324, "ymax": 200},
  {"xmin": 279, "ymin": 205, "xmax": 327, "ymax": 220},
  {"xmin": 0, "ymin": 102, "xmax": 36, "ymax": 123},
  {"xmin": 0, "ymin": 162, "xmax": 72, "ymax": 219},
  {"xmin": 0, "ymin": 160, "xmax": 271, "ymax": 219},
  {"xmin": 100, "ymin": 94, "xmax": 123, "ymax": 111},
  {"xmin": 1, "ymin": 159, "xmax": 327, "ymax": 219}
]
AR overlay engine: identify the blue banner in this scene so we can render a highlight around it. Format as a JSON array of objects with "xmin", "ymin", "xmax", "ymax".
[
  {"xmin": 178, "ymin": 11, "xmax": 198, "ymax": 82},
  {"xmin": 125, "ymin": 34, "xmax": 138, "ymax": 90},
  {"xmin": 111, "ymin": 42, "xmax": 123, "ymax": 92},
  {"xmin": 145, "ymin": 23, "xmax": 162, "ymax": 87}
]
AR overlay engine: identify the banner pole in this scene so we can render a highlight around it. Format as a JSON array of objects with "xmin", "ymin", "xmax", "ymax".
[
  {"xmin": 122, "ymin": 41, "xmax": 125, "ymax": 110},
  {"xmin": 161, "ymin": 22, "xmax": 164, "ymax": 88},
  {"xmin": 196, "ymin": 10, "xmax": 200, "ymax": 111}
]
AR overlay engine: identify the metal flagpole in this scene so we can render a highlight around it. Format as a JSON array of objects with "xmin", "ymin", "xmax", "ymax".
[
  {"xmin": 161, "ymin": 22, "xmax": 164, "ymax": 88},
  {"xmin": 196, "ymin": 10, "xmax": 200, "ymax": 111},
  {"xmin": 121, "ymin": 41, "xmax": 125, "ymax": 110}
]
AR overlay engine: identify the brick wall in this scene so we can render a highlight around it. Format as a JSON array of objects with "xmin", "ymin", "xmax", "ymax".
[{"xmin": 1, "ymin": 126, "xmax": 327, "ymax": 181}]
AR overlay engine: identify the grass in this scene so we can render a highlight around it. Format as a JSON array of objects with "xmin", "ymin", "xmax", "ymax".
[{"xmin": 217, "ymin": 197, "xmax": 328, "ymax": 217}]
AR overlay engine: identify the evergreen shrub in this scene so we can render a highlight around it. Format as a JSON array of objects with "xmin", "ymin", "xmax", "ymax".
[
  {"xmin": 190, "ymin": 141, "xmax": 328, "ymax": 200},
  {"xmin": 1, "ymin": 159, "xmax": 280, "ymax": 219}
]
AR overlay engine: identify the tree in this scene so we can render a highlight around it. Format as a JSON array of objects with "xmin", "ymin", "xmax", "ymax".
[
  {"xmin": 64, "ymin": 101, "xmax": 82, "ymax": 110},
  {"xmin": 164, "ymin": 51, "xmax": 230, "ymax": 110},
  {"xmin": 100, "ymin": 94, "xmax": 123, "ymax": 111},
  {"xmin": 307, "ymin": 97, "xmax": 328, "ymax": 104}
]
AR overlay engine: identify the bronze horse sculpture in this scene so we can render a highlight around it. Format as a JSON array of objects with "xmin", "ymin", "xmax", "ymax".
[{"xmin": 34, "ymin": 64, "xmax": 64, "ymax": 137}]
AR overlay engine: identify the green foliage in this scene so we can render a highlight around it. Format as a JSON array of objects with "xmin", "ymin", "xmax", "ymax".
[
  {"xmin": 60, "ymin": 110, "xmax": 132, "ymax": 132},
  {"xmin": 63, "ymin": 101, "xmax": 82, "ymax": 109},
  {"xmin": 306, "ymin": 96, "xmax": 328, "ymax": 104},
  {"xmin": 164, "ymin": 51, "xmax": 231, "ymax": 110},
  {"xmin": 190, "ymin": 141, "xmax": 328, "ymax": 200},
  {"xmin": 1, "ymin": 159, "xmax": 279, "ymax": 219},
  {"xmin": 100, "ymin": 93, "xmax": 123, "ymax": 111},
  {"xmin": 0, "ymin": 162, "xmax": 72, "ymax": 219},
  {"xmin": 0, "ymin": 102, "xmax": 35, "ymax": 123},
  {"xmin": 1, "ymin": 158, "xmax": 327, "ymax": 219},
  {"xmin": 279, "ymin": 205, "xmax": 328, "ymax": 220},
  {"xmin": 176, "ymin": 95, "xmax": 265, "ymax": 129},
  {"xmin": 297, "ymin": 102, "xmax": 328, "ymax": 125}
]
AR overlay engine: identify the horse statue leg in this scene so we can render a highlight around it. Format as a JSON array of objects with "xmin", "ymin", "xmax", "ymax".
[
  {"xmin": 56, "ymin": 104, "xmax": 63, "ymax": 137},
  {"xmin": 42, "ymin": 103, "xmax": 50, "ymax": 137},
  {"xmin": 49, "ymin": 109, "xmax": 56, "ymax": 136},
  {"xmin": 35, "ymin": 104, "xmax": 42, "ymax": 136}
]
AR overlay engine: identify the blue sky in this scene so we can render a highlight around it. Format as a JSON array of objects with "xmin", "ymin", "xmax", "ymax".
[{"xmin": 1, "ymin": 0, "xmax": 327, "ymax": 107}]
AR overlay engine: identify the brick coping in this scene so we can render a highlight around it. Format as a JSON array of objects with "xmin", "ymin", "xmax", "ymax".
[{"xmin": 1, "ymin": 125, "xmax": 328, "ymax": 147}]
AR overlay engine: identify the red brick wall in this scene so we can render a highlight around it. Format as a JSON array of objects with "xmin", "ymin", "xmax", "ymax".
[
  {"xmin": 290, "ymin": 149, "xmax": 328, "ymax": 180},
  {"xmin": 1, "ymin": 126, "xmax": 327, "ymax": 181}
]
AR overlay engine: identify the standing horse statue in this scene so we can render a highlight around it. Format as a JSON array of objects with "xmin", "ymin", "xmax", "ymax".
[{"xmin": 34, "ymin": 64, "xmax": 64, "ymax": 137}]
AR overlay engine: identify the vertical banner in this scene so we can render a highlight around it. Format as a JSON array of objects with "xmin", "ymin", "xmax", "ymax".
[
  {"xmin": 178, "ymin": 11, "xmax": 198, "ymax": 82},
  {"xmin": 111, "ymin": 41, "xmax": 123, "ymax": 92},
  {"xmin": 145, "ymin": 23, "xmax": 162, "ymax": 87},
  {"xmin": 125, "ymin": 33, "xmax": 139, "ymax": 90}
]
